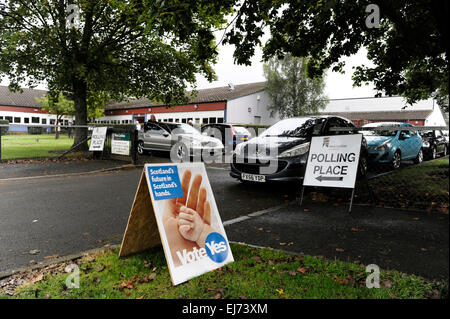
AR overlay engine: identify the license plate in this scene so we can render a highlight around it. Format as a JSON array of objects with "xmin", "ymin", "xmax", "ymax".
[{"xmin": 241, "ymin": 173, "xmax": 266, "ymax": 183}]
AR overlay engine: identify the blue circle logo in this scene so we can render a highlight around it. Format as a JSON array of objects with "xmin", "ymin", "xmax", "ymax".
[{"xmin": 205, "ymin": 232, "xmax": 229, "ymax": 263}]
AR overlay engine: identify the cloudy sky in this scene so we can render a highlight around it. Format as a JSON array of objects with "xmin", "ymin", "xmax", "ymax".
[{"xmin": 195, "ymin": 35, "xmax": 378, "ymax": 100}]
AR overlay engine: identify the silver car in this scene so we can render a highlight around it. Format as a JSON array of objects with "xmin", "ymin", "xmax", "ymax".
[{"xmin": 137, "ymin": 121, "xmax": 224, "ymax": 160}]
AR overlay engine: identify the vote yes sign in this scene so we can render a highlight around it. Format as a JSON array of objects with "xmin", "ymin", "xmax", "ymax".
[{"xmin": 303, "ymin": 134, "xmax": 362, "ymax": 189}]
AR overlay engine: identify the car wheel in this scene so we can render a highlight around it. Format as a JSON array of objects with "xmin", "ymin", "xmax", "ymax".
[
  {"xmin": 357, "ymin": 155, "xmax": 368, "ymax": 179},
  {"xmin": 170, "ymin": 142, "xmax": 189, "ymax": 162},
  {"xmin": 431, "ymin": 146, "xmax": 437, "ymax": 159},
  {"xmin": 414, "ymin": 148, "xmax": 423, "ymax": 164},
  {"xmin": 137, "ymin": 141, "xmax": 145, "ymax": 155},
  {"xmin": 391, "ymin": 151, "xmax": 402, "ymax": 169}
]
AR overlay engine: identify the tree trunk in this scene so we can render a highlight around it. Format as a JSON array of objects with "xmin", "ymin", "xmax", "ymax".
[
  {"xmin": 72, "ymin": 80, "xmax": 89, "ymax": 151},
  {"xmin": 55, "ymin": 114, "xmax": 61, "ymax": 140}
]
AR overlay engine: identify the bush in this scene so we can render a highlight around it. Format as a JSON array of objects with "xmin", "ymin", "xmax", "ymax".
[
  {"xmin": 0, "ymin": 119, "xmax": 9, "ymax": 135},
  {"xmin": 28, "ymin": 126, "xmax": 47, "ymax": 135}
]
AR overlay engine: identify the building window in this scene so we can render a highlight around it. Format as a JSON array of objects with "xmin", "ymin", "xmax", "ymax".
[
  {"xmin": 0, "ymin": 116, "xmax": 3, "ymax": 120},
  {"xmin": 5, "ymin": 116, "xmax": 13, "ymax": 123},
  {"xmin": 202, "ymin": 118, "xmax": 208, "ymax": 124},
  {"xmin": 42, "ymin": 118, "xmax": 47, "ymax": 125},
  {"xmin": 217, "ymin": 117, "xmax": 224, "ymax": 123},
  {"xmin": 175, "ymin": 119, "xmax": 180, "ymax": 123},
  {"xmin": 14, "ymin": 117, "xmax": 21, "ymax": 123},
  {"xmin": 50, "ymin": 119, "xmax": 55, "ymax": 125},
  {"xmin": 32, "ymin": 117, "xmax": 40, "ymax": 124},
  {"xmin": 182, "ymin": 118, "xmax": 187, "ymax": 123},
  {"xmin": 24, "ymin": 118, "xmax": 30, "ymax": 124},
  {"xmin": 209, "ymin": 117, "xmax": 216, "ymax": 124}
]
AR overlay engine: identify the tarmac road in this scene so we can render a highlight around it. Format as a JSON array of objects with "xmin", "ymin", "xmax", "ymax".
[
  {"xmin": 0, "ymin": 163, "xmax": 448, "ymax": 280},
  {"xmin": 0, "ymin": 165, "xmax": 297, "ymax": 273}
]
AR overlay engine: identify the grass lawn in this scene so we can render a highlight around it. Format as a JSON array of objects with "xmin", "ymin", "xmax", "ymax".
[
  {"xmin": 2, "ymin": 244, "xmax": 445, "ymax": 299},
  {"xmin": 366, "ymin": 158, "xmax": 449, "ymax": 212},
  {"xmin": 0, "ymin": 134, "xmax": 74, "ymax": 160}
]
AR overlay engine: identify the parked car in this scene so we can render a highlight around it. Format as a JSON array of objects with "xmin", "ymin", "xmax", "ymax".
[
  {"xmin": 361, "ymin": 122, "xmax": 423, "ymax": 169},
  {"xmin": 440, "ymin": 130, "xmax": 449, "ymax": 146},
  {"xmin": 137, "ymin": 121, "xmax": 224, "ymax": 160},
  {"xmin": 418, "ymin": 130, "xmax": 448, "ymax": 159},
  {"xmin": 201, "ymin": 123, "xmax": 252, "ymax": 152},
  {"xmin": 230, "ymin": 116, "xmax": 368, "ymax": 183}
]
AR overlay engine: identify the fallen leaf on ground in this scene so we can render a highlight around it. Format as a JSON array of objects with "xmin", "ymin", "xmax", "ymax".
[
  {"xmin": 30, "ymin": 274, "xmax": 44, "ymax": 283},
  {"xmin": 297, "ymin": 267, "xmax": 307, "ymax": 274}
]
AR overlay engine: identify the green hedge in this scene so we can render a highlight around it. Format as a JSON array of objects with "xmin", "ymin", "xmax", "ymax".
[{"xmin": 28, "ymin": 126, "xmax": 47, "ymax": 135}]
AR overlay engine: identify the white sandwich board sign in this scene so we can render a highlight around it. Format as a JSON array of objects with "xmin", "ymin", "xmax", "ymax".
[
  {"xmin": 303, "ymin": 134, "xmax": 362, "ymax": 189},
  {"xmin": 119, "ymin": 162, "xmax": 234, "ymax": 285}
]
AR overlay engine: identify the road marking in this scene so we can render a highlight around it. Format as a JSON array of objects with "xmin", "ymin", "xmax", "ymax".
[{"xmin": 223, "ymin": 202, "xmax": 292, "ymax": 226}]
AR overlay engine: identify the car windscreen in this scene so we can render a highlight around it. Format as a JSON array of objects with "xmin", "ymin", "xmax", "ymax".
[
  {"xmin": 361, "ymin": 124, "xmax": 400, "ymax": 137},
  {"xmin": 166, "ymin": 123, "xmax": 201, "ymax": 135},
  {"xmin": 418, "ymin": 130, "xmax": 434, "ymax": 138},
  {"xmin": 260, "ymin": 118, "xmax": 318, "ymax": 138},
  {"xmin": 233, "ymin": 126, "xmax": 251, "ymax": 135}
]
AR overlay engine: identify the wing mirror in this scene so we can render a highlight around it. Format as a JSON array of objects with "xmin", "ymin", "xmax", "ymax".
[{"xmin": 399, "ymin": 133, "xmax": 410, "ymax": 140}]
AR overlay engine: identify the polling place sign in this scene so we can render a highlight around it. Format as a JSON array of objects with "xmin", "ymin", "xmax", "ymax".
[
  {"xmin": 303, "ymin": 134, "xmax": 362, "ymax": 189},
  {"xmin": 89, "ymin": 127, "xmax": 107, "ymax": 152},
  {"xmin": 119, "ymin": 162, "xmax": 234, "ymax": 285}
]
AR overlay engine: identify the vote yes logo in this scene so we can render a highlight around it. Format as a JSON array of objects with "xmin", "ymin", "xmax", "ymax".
[{"xmin": 205, "ymin": 232, "xmax": 229, "ymax": 263}]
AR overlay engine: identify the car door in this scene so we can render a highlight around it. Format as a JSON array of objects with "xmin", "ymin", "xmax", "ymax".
[
  {"xmin": 398, "ymin": 128, "xmax": 419, "ymax": 159},
  {"xmin": 435, "ymin": 130, "xmax": 445, "ymax": 153},
  {"xmin": 144, "ymin": 123, "xmax": 171, "ymax": 151}
]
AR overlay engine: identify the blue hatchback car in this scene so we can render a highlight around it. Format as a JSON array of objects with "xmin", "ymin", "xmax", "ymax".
[{"xmin": 361, "ymin": 122, "xmax": 423, "ymax": 169}]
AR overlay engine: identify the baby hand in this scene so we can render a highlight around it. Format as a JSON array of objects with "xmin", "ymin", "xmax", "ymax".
[{"xmin": 177, "ymin": 206, "xmax": 205, "ymax": 242}]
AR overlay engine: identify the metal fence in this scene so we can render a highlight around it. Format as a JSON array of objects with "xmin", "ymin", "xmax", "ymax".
[{"xmin": 0, "ymin": 123, "xmax": 138, "ymax": 164}]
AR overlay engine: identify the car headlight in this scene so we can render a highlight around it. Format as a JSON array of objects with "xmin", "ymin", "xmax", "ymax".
[
  {"xmin": 278, "ymin": 143, "xmax": 310, "ymax": 158},
  {"xmin": 423, "ymin": 141, "xmax": 430, "ymax": 147},
  {"xmin": 375, "ymin": 141, "xmax": 391, "ymax": 151}
]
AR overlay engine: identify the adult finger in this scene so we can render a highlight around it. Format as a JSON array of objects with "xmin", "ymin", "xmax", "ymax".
[
  {"xmin": 187, "ymin": 174, "xmax": 202, "ymax": 210},
  {"xmin": 196, "ymin": 187, "xmax": 207, "ymax": 219},
  {"xmin": 203, "ymin": 201, "xmax": 211, "ymax": 225},
  {"xmin": 177, "ymin": 169, "xmax": 192, "ymax": 206}
]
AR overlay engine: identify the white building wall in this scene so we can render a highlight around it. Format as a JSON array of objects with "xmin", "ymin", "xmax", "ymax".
[
  {"xmin": 226, "ymin": 90, "xmax": 279, "ymax": 125},
  {"xmin": 0, "ymin": 110, "xmax": 73, "ymax": 125},
  {"xmin": 321, "ymin": 96, "xmax": 448, "ymax": 127},
  {"xmin": 97, "ymin": 110, "xmax": 225, "ymax": 125},
  {"xmin": 153, "ymin": 110, "xmax": 224, "ymax": 124},
  {"xmin": 424, "ymin": 100, "xmax": 448, "ymax": 127}
]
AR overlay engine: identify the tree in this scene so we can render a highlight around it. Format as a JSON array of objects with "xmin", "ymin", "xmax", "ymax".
[
  {"xmin": 223, "ymin": 0, "xmax": 449, "ymax": 108},
  {"xmin": 36, "ymin": 92, "xmax": 75, "ymax": 139},
  {"xmin": 263, "ymin": 54, "xmax": 327, "ymax": 119},
  {"xmin": 0, "ymin": 0, "xmax": 233, "ymax": 150}
]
